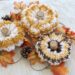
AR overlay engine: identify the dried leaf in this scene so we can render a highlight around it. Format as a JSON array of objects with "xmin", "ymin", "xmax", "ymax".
[
  {"xmin": 27, "ymin": 50, "xmax": 43, "ymax": 65},
  {"xmin": 0, "ymin": 51, "xmax": 15, "ymax": 67},
  {"xmin": 10, "ymin": 12, "xmax": 21, "ymax": 21},
  {"xmin": 50, "ymin": 63, "xmax": 68, "ymax": 75},
  {"xmin": 21, "ymin": 38, "xmax": 32, "ymax": 48},
  {"xmin": 62, "ymin": 26, "xmax": 75, "ymax": 40},
  {"xmin": 62, "ymin": 26, "xmax": 70, "ymax": 33}
]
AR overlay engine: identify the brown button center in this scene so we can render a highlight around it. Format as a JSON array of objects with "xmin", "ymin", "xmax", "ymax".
[
  {"xmin": 50, "ymin": 40, "xmax": 58, "ymax": 50},
  {"xmin": 36, "ymin": 11, "xmax": 44, "ymax": 20},
  {"xmin": 1, "ymin": 27, "xmax": 10, "ymax": 36}
]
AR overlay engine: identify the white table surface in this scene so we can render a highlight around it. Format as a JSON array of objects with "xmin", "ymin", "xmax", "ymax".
[{"xmin": 0, "ymin": 0, "xmax": 75, "ymax": 75}]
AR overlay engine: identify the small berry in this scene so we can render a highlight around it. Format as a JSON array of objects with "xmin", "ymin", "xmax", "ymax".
[
  {"xmin": 21, "ymin": 46, "xmax": 32, "ymax": 58},
  {"xmin": 2, "ymin": 15, "xmax": 11, "ymax": 21}
]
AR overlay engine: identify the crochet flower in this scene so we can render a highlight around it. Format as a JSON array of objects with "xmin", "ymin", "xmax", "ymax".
[
  {"xmin": 22, "ymin": 2, "xmax": 58, "ymax": 37},
  {"xmin": 0, "ymin": 51, "xmax": 15, "ymax": 67},
  {"xmin": 35, "ymin": 32, "xmax": 71, "ymax": 65},
  {"xmin": 0, "ymin": 21, "xmax": 24, "ymax": 51}
]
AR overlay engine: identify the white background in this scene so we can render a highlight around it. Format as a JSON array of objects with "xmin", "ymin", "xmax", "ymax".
[{"xmin": 0, "ymin": 0, "xmax": 75, "ymax": 75}]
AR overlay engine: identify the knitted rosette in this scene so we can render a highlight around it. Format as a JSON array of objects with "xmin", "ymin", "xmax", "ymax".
[
  {"xmin": 35, "ymin": 32, "xmax": 71, "ymax": 65},
  {"xmin": 22, "ymin": 2, "xmax": 58, "ymax": 37},
  {"xmin": 0, "ymin": 21, "xmax": 24, "ymax": 51}
]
